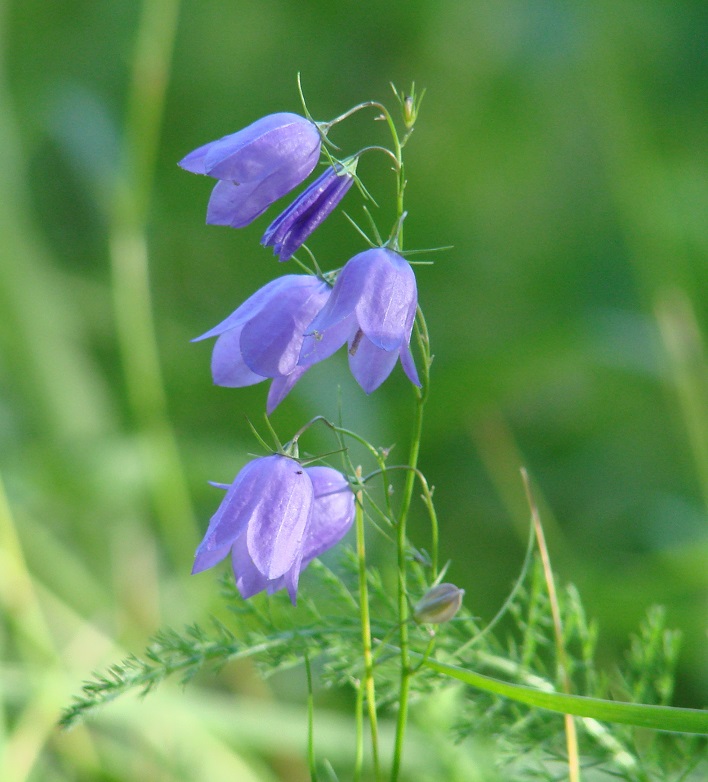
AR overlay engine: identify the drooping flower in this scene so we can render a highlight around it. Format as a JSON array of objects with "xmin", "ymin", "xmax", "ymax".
[
  {"xmin": 193, "ymin": 274, "xmax": 340, "ymax": 413},
  {"xmin": 179, "ymin": 113, "xmax": 321, "ymax": 228},
  {"xmin": 261, "ymin": 162, "xmax": 356, "ymax": 262},
  {"xmin": 299, "ymin": 248, "xmax": 420, "ymax": 392},
  {"xmin": 192, "ymin": 455, "xmax": 354, "ymax": 603}
]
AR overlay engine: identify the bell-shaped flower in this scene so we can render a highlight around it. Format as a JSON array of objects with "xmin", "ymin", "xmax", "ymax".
[
  {"xmin": 299, "ymin": 248, "xmax": 420, "ymax": 393},
  {"xmin": 179, "ymin": 113, "xmax": 321, "ymax": 228},
  {"xmin": 261, "ymin": 162, "xmax": 356, "ymax": 262},
  {"xmin": 192, "ymin": 455, "xmax": 354, "ymax": 603},
  {"xmin": 193, "ymin": 274, "xmax": 338, "ymax": 413}
]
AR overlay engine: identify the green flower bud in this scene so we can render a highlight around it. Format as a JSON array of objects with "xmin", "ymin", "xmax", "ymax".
[
  {"xmin": 403, "ymin": 95, "xmax": 416, "ymax": 128},
  {"xmin": 413, "ymin": 583, "xmax": 464, "ymax": 624}
]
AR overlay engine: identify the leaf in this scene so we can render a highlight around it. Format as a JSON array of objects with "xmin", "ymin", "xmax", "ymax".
[{"xmin": 420, "ymin": 655, "xmax": 708, "ymax": 735}]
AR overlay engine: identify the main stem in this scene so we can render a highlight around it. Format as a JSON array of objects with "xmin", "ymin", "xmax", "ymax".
[
  {"xmin": 390, "ymin": 387, "xmax": 425, "ymax": 782},
  {"xmin": 356, "ymin": 491, "xmax": 380, "ymax": 779},
  {"xmin": 377, "ymin": 102, "xmax": 430, "ymax": 782}
]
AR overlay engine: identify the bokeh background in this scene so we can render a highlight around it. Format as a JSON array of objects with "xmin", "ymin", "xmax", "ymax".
[{"xmin": 1, "ymin": 0, "xmax": 706, "ymax": 779}]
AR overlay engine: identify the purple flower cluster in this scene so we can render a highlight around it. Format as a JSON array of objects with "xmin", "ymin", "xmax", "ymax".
[
  {"xmin": 180, "ymin": 113, "xmax": 353, "ymax": 260},
  {"xmin": 181, "ymin": 109, "xmax": 421, "ymax": 602},
  {"xmin": 197, "ymin": 247, "xmax": 419, "ymax": 411}
]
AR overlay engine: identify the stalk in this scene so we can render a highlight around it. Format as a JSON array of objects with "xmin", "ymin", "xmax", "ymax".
[{"xmin": 356, "ymin": 491, "xmax": 380, "ymax": 780}]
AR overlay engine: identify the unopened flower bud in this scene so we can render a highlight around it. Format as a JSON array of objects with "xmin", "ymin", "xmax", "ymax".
[
  {"xmin": 413, "ymin": 583, "xmax": 464, "ymax": 624},
  {"xmin": 403, "ymin": 95, "xmax": 415, "ymax": 128}
]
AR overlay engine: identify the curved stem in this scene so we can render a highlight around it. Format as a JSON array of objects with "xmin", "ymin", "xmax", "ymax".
[{"xmin": 322, "ymin": 100, "xmax": 390, "ymax": 130}]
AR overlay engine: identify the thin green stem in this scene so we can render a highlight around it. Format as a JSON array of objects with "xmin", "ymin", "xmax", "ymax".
[
  {"xmin": 304, "ymin": 652, "xmax": 317, "ymax": 782},
  {"xmin": 353, "ymin": 679, "xmax": 364, "ymax": 782},
  {"xmin": 383, "ymin": 100, "xmax": 433, "ymax": 780},
  {"xmin": 355, "ymin": 490, "xmax": 380, "ymax": 780},
  {"xmin": 390, "ymin": 335, "xmax": 431, "ymax": 781},
  {"xmin": 359, "ymin": 464, "xmax": 439, "ymax": 580},
  {"xmin": 390, "ymin": 388, "xmax": 425, "ymax": 782}
]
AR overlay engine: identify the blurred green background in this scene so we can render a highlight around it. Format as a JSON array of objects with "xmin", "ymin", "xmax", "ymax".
[{"xmin": 1, "ymin": 0, "xmax": 706, "ymax": 779}]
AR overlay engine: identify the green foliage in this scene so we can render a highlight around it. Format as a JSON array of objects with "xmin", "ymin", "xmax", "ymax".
[{"xmin": 62, "ymin": 554, "xmax": 707, "ymax": 779}]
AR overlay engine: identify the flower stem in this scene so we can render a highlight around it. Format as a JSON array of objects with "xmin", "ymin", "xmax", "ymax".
[
  {"xmin": 383, "ymin": 102, "xmax": 431, "ymax": 781},
  {"xmin": 390, "ymin": 385, "xmax": 426, "ymax": 782},
  {"xmin": 355, "ymin": 489, "xmax": 380, "ymax": 780},
  {"xmin": 304, "ymin": 652, "xmax": 317, "ymax": 782}
]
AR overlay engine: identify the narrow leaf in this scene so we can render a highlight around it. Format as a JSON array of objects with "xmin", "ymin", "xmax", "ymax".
[{"xmin": 421, "ymin": 655, "xmax": 708, "ymax": 734}]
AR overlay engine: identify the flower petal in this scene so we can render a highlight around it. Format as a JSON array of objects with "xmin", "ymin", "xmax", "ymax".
[
  {"xmin": 230, "ymin": 534, "xmax": 271, "ymax": 599},
  {"xmin": 240, "ymin": 278, "xmax": 330, "ymax": 377},
  {"xmin": 303, "ymin": 466, "xmax": 355, "ymax": 562},
  {"xmin": 305, "ymin": 251, "xmax": 374, "ymax": 335},
  {"xmin": 178, "ymin": 138, "xmax": 215, "ymax": 175},
  {"xmin": 246, "ymin": 457, "xmax": 313, "ymax": 579},
  {"xmin": 192, "ymin": 541, "xmax": 231, "ymax": 574},
  {"xmin": 194, "ymin": 275, "xmax": 315, "ymax": 342},
  {"xmin": 399, "ymin": 340, "xmax": 421, "ymax": 387},
  {"xmin": 266, "ymin": 365, "xmax": 309, "ymax": 414},
  {"xmin": 210, "ymin": 324, "xmax": 264, "ymax": 387},
  {"xmin": 299, "ymin": 312, "xmax": 356, "ymax": 368},
  {"xmin": 204, "ymin": 114, "xmax": 320, "ymax": 182},
  {"xmin": 194, "ymin": 458, "xmax": 272, "ymax": 558},
  {"xmin": 354, "ymin": 249, "xmax": 417, "ymax": 351},
  {"xmin": 348, "ymin": 333, "xmax": 400, "ymax": 393},
  {"xmin": 205, "ymin": 176, "xmax": 282, "ymax": 229},
  {"xmin": 262, "ymin": 166, "xmax": 355, "ymax": 262}
]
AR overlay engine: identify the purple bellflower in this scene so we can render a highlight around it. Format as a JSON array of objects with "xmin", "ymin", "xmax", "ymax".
[
  {"xmin": 299, "ymin": 248, "xmax": 421, "ymax": 393},
  {"xmin": 193, "ymin": 274, "xmax": 342, "ymax": 414},
  {"xmin": 261, "ymin": 161, "xmax": 356, "ymax": 262},
  {"xmin": 192, "ymin": 455, "xmax": 355, "ymax": 603},
  {"xmin": 179, "ymin": 113, "xmax": 321, "ymax": 228}
]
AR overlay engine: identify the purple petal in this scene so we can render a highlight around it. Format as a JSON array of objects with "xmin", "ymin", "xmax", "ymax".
[
  {"xmin": 399, "ymin": 341, "xmax": 421, "ymax": 387},
  {"xmin": 266, "ymin": 365, "xmax": 309, "ymax": 414},
  {"xmin": 211, "ymin": 324, "xmax": 264, "ymax": 387},
  {"xmin": 192, "ymin": 541, "xmax": 231, "ymax": 574},
  {"xmin": 348, "ymin": 333, "xmax": 400, "ymax": 393},
  {"xmin": 194, "ymin": 276, "xmax": 306, "ymax": 342},
  {"xmin": 262, "ymin": 166, "xmax": 355, "ymax": 262},
  {"xmin": 262, "ymin": 167, "xmax": 338, "ymax": 246},
  {"xmin": 246, "ymin": 456, "xmax": 313, "ymax": 579},
  {"xmin": 281, "ymin": 563, "xmax": 302, "ymax": 605},
  {"xmin": 204, "ymin": 114, "xmax": 320, "ymax": 182},
  {"xmin": 178, "ymin": 138, "xmax": 216, "ymax": 175},
  {"xmin": 305, "ymin": 252, "xmax": 374, "ymax": 335},
  {"xmin": 303, "ymin": 466, "xmax": 355, "ymax": 562},
  {"xmin": 230, "ymin": 534, "xmax": 272, "ymax": 599},
  {"xmin": 354, "ymin": 249, "xmax": 417, "ymax": 351},
  {"xmin": 194, "ymin": 458, "xmax": 274, "ymax": 560},
  {"xmin": 299, "ymin": 312, "xmax": 357, "ymax": 368},
  {"xmin": 240, "ymin": 278, "xmax": 330, "ymax": 377},
  {"xmin": 205, "ymin": 174, "xmax": 294, "ymax": 229},
  {"xmin": 230, "ymin": 516, "xmax": 303, "ymax": 604}
]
